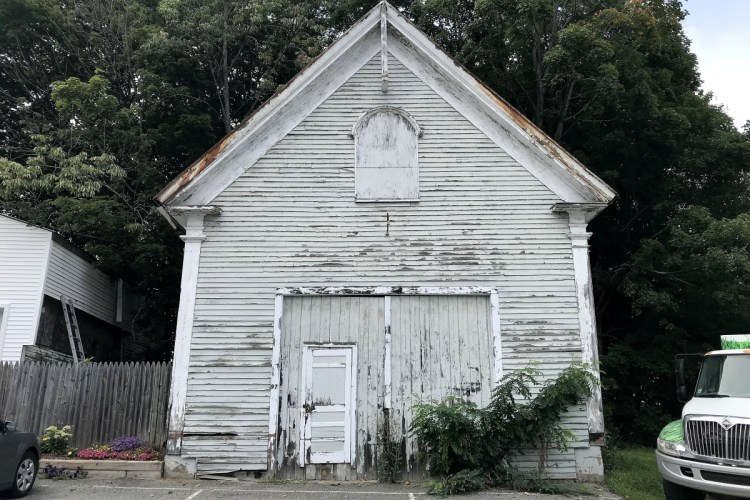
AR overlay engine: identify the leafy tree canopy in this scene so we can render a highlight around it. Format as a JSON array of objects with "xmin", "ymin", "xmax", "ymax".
[{"xmin": 1, "ymin": 0, "xmax": 748, "ymax": 438}]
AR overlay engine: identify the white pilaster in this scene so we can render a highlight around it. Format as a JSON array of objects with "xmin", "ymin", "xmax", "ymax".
[
  {"xmin": 567, "ymin": 210, "xmax": 605, "ymax": 443},
  {"xmin": 166, "ymin": 207, "xmax": 218, "ymax": 455}
]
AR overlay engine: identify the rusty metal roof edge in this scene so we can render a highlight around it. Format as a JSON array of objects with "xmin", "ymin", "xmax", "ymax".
[
  {"xmin": 155, "ymin": 0, "xmax": 616, "ymax": 209},
  {"xmin": 386, "ymin": 7, "xmax": 617, "ymax": 204},
  {"xmin": 153, "ymin": 3, "xmax": 386, "ymax": 207}
]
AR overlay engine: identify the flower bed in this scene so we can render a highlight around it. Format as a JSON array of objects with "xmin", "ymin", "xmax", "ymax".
[
  {"xmin": 74, "ymin": 435, "xmax": 161, "ymax": 461},
  {"xmin": 40, "ymin": 458, "xmax": 163, "ymax": 479},
  {"xmin": 40, "ymin": 434, "xmax": 164, "ymax": 478},
  {"xmin": 40, "ymin": 432, "xmax": 164, "ymax": 479}
]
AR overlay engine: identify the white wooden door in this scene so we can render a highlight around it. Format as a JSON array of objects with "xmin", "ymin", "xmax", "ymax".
[{"xmin": 301, "ymin": 345, "xmax": 356, "ymax": 465}]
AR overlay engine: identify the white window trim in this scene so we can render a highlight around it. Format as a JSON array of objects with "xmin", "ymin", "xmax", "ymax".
[
  {"xmin": 350, "ymin": 106, "xmax": 423, "ymax": 203},
  {"xmin": 266, "ymin": 286, "xmax": 502, "ymax": 472},
  {"xmin": 0, "ymin": 302, "xmax": 10, "ymax": 358},
  {"xmin": 351, "ymin": 106, "xmax": 423, "ymax": 138},
  {"xmin": 299, "ymin": 343, "xmax": 357, "ymax": 467}
]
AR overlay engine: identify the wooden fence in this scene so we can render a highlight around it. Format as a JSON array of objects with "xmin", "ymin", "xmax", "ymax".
[{"xmin": 0, "ymin": 361, "xmax": 171, "ymax": 449}]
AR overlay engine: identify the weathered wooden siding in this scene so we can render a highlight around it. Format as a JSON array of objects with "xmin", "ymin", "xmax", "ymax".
[
  {"xmin": 45, "ymin": 239, "xmax": 118, "ymax": 325},
  {"xmin": 390, "ymin": 295, "xmax": 493, "ymax": 472},
  {"xmin": 0, "ymin": 361, "xmax": 170, "ymax": 448},
  {"xmin": 186, "ymin": 52, "xmax": 587, "ymax": 477},
  {"xmin": 276, "ymin": 296, "xmax": 384, "ymax": 479},
  {"xmin": 0, "ymin": 216, "xmax": 51, "ymax": 361}
]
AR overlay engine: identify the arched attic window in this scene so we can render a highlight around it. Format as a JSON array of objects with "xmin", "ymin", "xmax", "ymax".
[{"xmin": 351, "ymin": 106, "xmax": 422, "ymax": 202}]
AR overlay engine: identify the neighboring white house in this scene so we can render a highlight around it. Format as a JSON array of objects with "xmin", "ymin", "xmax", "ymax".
[
  {"xmin": 0, "ymin": 214, "xmax": 137, "ymax": 362},
  {"xmin": 155, "ymin": 2, "xmax": 616, "ymax": 481}
]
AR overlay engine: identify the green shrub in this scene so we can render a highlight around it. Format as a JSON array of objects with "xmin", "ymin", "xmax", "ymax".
[
  {"xmin": 410, "ymin": 365, "xmax": 595, "ymax": 495},
  {"xmin": 376, "ymin": 416, "xmax": 404, "ymax": 483},
  {"xmin": 40, "ymin": 425, "xmax": 73, "ymax": 455}
]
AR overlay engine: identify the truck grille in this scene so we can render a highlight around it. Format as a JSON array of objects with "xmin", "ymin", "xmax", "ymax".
[{"xmin": 685, "ymin": 417, "xmax": 750, "ymax": 462}]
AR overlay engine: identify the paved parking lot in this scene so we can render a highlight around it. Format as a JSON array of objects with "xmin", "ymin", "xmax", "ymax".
[{"xmin": 24, "ymin": 478, "xmax": 620, "ymax": 499}]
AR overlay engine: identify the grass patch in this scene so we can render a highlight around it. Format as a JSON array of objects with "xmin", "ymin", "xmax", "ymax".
[{"xmin": 604, "ymin": 446, "xmax": 663, "ymax": 500}]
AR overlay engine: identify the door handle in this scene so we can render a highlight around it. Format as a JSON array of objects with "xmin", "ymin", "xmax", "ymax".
[{"xmin": 303, "ymin": 402, "xmax": 316, "ymax": 413}]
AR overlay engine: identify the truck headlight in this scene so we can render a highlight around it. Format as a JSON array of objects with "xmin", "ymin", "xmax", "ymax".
[{"xmin": 657, "ymin": 437, "xmax": 687, "ymax": 457}]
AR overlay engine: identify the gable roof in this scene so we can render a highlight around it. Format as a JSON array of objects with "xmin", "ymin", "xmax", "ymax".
[{"xmin": 155, "ymin": 1, "xmax": 616, "ymax": 216}]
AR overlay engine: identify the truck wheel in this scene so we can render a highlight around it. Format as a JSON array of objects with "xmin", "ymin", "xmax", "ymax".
[{"xmin": 663, "ymin": 479, "xmax": 706, "ymax": 500}]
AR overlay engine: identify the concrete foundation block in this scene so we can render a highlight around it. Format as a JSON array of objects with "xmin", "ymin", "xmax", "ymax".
[
  {"xmin": 574, "ymin": 446, "xmax": 604, "ymax": 482},
  {"xmin": 164, "ymin": 455, "xmax": 197, "ymax": 479}
]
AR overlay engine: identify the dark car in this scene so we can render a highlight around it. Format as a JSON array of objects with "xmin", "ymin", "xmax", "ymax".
[{"xmin": 0, "ymin": 420, "xmax": 39, "ymax": 498}]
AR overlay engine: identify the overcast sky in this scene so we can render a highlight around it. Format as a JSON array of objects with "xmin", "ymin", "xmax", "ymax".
[{"xmin": 682, "ymin": 0, "xmax": 750, "ymax": 130}]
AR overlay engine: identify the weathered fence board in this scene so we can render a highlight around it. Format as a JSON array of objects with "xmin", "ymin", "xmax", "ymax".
[{"xmin": 0, "ymin": 361, "xmax": 171, "ymax": 449}]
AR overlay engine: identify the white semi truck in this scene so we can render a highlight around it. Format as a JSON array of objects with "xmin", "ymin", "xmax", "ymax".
[{"xmin": 656, "ymin": 335, "xmax": 750, "ymax": 499}]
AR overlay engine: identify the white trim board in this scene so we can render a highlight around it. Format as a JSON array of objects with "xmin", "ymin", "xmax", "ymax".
[
  {"xmin": 157, "ymin": 1, "xmax": 615, "ymax": 215},
  {"xmin": 30, "ymin": 234, "xmax": 53, "ymax": 347},
  {"xmin": 266, "ymin": 286, "xmax": 502, "ymax": 473},
  {"xmin": 0, "ymin": 302, "xmax": 11, "ymax": 357},
  {"xmin": 159, "ymin": 11, "xmax": 382, "ymax": 208},
  {"xmin": 276, "ymin": 286, "xmax": 498, "ymax": 296}
]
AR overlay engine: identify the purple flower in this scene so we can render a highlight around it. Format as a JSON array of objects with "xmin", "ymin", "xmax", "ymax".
[{"xmin": 109, "ymin": 436, "xmax": 147, "ymax": 452}]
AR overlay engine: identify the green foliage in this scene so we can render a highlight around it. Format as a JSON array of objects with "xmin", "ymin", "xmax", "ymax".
[
  {"xmin": 40, "ymin": 425, "xmax": 73, "ymax": 455},
  {"xmin": 604, "ymin": 207, "xmax": 750, "ymax": 441},
  {"xmin": 0, "ymin": 0, "xmax": 749, "ymax": 441},
  {"xmin": 41, "ymin": 464, "xmax": 87, "ymax": 480},
  {"xmin": 0, "ymin": 0, "xmax": 331, "ymax": 359},
  {"xmin": 410, "ymin": 365, "xmax": 595, "ymax": 495},
  {"xmin": 603, "ymin": 447, "xmax": 663, "ymax": 500},
  {"xmin": 723, "ymin": 339, "xmax": 749, "ymax": 350},
  {"xmin": 376, "ymin": 416, "xmax": 404, "ymax": 483},
  {"xmin": 511, "ymin": 471, "xmax": 596, "ymax": 496},
  {"xmin": 424, "ymin": 468, "xmax": 485, "ymax": 496}
]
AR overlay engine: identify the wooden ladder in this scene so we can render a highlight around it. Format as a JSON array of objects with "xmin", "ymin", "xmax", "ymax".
[{"xmin": 61, "ymin": 295, "xmax": 85, "ymax": 363}]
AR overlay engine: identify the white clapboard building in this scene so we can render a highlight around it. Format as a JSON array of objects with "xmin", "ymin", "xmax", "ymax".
[
  {"xmin": 0, "ymin": 214, "xmax": 137, "ymax": 362},
  {"xmin": 155, "ymin": 2, "xmax": 616, "ymax": 482}
]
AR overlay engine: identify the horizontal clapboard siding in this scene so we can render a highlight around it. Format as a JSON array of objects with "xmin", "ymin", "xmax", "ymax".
[
  {"xmin": 186, "ymin": 53, "xmax": 586, "ymax": 476},
  {"xmin": 45, "ymin": 240, "xmax": 117, "ymax": 324},
  {"xmin": 0, "ymin": 216, "xmax": 50, "ymax": 361}
]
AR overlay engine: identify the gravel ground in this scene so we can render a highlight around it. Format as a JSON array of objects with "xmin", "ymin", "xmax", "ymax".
[{"xmin": 23, "ymin": 477, "xmax": 621, "ymax": 500}]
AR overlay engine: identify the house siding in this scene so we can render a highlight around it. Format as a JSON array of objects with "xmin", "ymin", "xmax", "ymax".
[
  {"xmin": 0, "ymin": 216, "xmax": 51, "ymax": 361},
  {"xmin": 184, "ymin": 53, "xmax": 588, "ymax": 477},
  {"xmin": 277, "ymin": 295, "xmax": 385, "ymax": 478},
  {"xmin": 44, "ymin": 240, "xmax": 117, "ymax": 324}
]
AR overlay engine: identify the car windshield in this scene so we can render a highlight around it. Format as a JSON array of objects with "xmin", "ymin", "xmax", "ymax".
[{"xmin": 695, "ymin": 355, "xmax": 750, "ymax": 398}]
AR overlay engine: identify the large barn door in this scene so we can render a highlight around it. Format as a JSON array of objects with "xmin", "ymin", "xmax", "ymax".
[
  {"xmin": 301, "ymin": 345, "xmax": 356, "ymax": 464},
  {"xmin": 389, "ymin": 295, "xmax": 494, "ymax": 469}
]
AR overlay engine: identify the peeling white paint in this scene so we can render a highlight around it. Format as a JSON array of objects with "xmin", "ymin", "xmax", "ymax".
[
  {"xmin": 565, "ymin": 209, "xmax": 605, "ymax": 439},
  {"xmin": 168, "ymin": 46, "xmax": 610, "ymax": 480},
  {"xmin": 167, "ymin": 208, "xmax": 217, "ymax": 455}
]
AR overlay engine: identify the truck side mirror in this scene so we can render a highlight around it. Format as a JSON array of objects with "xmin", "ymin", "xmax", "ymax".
[
  {"xmin": 676, "ymin": 384, "xmax": 689, "ymax": 403},
  {"xmin": 675, "ymin": 354, "xmax": 704, "ymax": 403},
  {"xmin": 675, "ymin": 358, "xmax": 689, "ymax": 402}
]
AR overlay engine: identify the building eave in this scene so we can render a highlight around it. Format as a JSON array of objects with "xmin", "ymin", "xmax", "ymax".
[{"xmin": 154, "ymin": 0, "xmax": 616, "ymax": 212}]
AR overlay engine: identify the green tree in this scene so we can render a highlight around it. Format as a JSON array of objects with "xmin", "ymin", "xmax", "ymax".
[
  {"xmin": 406, "ymin": 0, "xmax": 750, "ymax": 442},
  {"xmin": 0, "ymin": 72, "xmax": 184, "ymax": 353},
  {"xmin": 1, "ymin": 0, "xmax": 748, "ymax": 435},
  {"xmin": 152, "ymin": 0, "xmax": 325, "ymax": 133}
]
